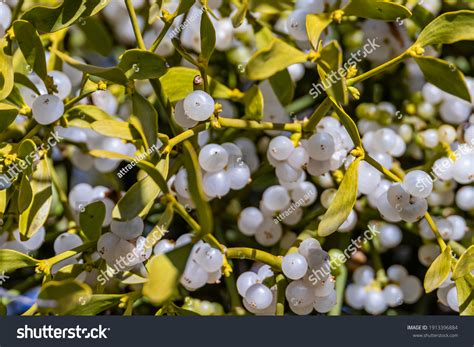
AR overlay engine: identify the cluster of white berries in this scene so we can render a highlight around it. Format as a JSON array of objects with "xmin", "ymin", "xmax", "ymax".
[
  {"xmin": 421, "ymin": 79, "xmax": 474, "ymax": 125},
  {"xmin": 173, "ymin": 142, "xmax": 251, "ymax": 203},
  {"xmin": 238, "ymin": 182, "xmax": 317, "ymax": 246},
  {"xmin": 154, "ymin": 234, "xmax": 224, "ymax": 291},
  {"xmin": 345, "ymin": 265, "xmax": 422, "ymax": 315},
  {"xmin": 97, "ymin": 216, "xmax": 151, "ymax": 269},
  {"xmin": 372, "ymin": 170, "xmax": 432, "ymax": 223},
  {"xmin": 282, "ymin": 238, "xmax": 337, "ymax": 314}
]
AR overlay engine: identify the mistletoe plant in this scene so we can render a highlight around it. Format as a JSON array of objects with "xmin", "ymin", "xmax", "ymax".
[{"xmin": 0, "ymin": 0, "xmax": 473, "ymax": 316}]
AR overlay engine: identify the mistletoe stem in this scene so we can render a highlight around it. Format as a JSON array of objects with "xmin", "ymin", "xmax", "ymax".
[
  {"xmin": 276, "ymin": 274, "xmax": 287, "ymax": 316},
  {"xmin": 303, "ymin": 97, "xmax": 331, "ymax": 131},
  {"xmin": 150, "ymin": 22, "xmax": 172, "ymax": 52},
  {"xmin": 227, "ymin": 247, "xmax": 282, "ymax": 271},
  {"xmin": 328, "ymin": 264, "xmax": 347, "ymax": 316},
  {"xmin": 124, "ymin": 0, "xmax": 146, "ymax": 50}
]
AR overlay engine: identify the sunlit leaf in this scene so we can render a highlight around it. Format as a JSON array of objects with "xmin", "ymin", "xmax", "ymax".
[
  {"xmin": 91, "ymin": 119, "xmax": 140, "ymax": 141},
  {"xmin": 118, "ymin": 49, "xmax": 168, "ymax": 80},
  {"xmin": 246, "ymin": 38, "xmax": 307, "ymax": 80},
  {"xmin": 318, "ymin": 158, "xmax": 361, "ymax": 237},
  {"xmin": 317, "ymin": 41, "xmax": 348, "ymax": 105},
  {"xmin": 416, "ymin": 10, "xmax": 474, "ymax": 47},
  {"xmin": 0, "ymin": 39, "xmax": 14, "ymax": 101},
  {"xmin": 38, "ymin": 280, "xmax": 92, "ymax": 315},
  {"xmin": 455, "ymin": 276, "xmax": 474, "ymax": 316},
  {"xmin": 0, "ymin": 103, "xmax": 18, "ymax": 131},
  {"xmin": 452, "ymin": 246, "xmax": 474, "ymax": 280},
  {"xmin": 242, "ymin": 84, "xmax": 263, "ymax": 120},
  {"xmin": 424, "ymin": 246, "xmax": 452, "ymax": 293},
  {"xmin": 343, "ymin": 0, "xmax": 412, "ymax": 21},
  {"xmin": 143, "ymin": 243, "xmax": 193, "ymax": 305},
  {"xmin": 306, "ymin": 13, "xmax": 332, "ymax": 50},
  {"xmin": 232, "ymin": 0, "xmax": 248, "ymax": 28},
  {"xmin": 200, "ymin": 10, "xmax": 216, "ymax": 64},
  {"xmin": 0, "ymin": 249, "xmax": 38, "ymax": 273},
  {"xmin": 66, "ymin": 294, "xmax": 123, "ymax": 315}
]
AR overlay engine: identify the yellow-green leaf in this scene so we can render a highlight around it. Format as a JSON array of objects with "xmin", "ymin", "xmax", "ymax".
[
  {"xmin": 414, "ymin": 56, "xmax": 471, "ymax": 102},
  {"xmin": 79, "ymin": 200, "xmax": 105, "ymax": 241},
  {"xmin": 65, "ymin": 105, "xmax": 113, "ymax": 122},
  {"xmin": 0, "ymin": 249, "xmax": 38, "ymax": 273},
  {"xmin": 318, "ymin": 158, "xmax": 361, "ymax": 237},
  {"xmin": 452, "ymin": 246, "xmax": 474, "ymax": 280},
  {"xmin": 269, "ymin": 69, "xmax": 294, "ymax": 106},
  {"xmin": 0, "ymin": 103, "xmax": 18, "ymax": 131},
  {"xmin": 143, "ymin": 243, "xmax": 193, "ymax": 305},
  {"xmin": 0, "ymin": 38, "xmax": 14, "ymax": 101},
  {"xmin": 22, "ymin": 0, "xmax": 112, "ymax": 33},
  {"xmin": 329, "ymin": 97, "xmax": 361, "ymax": 148},
  {"xmin": 343, "ymin": 0, "xmax": 412, "ymax": 21},
  {"xmin": 13, "ymin": 20, "xmax": 48, "ymax": 81},
  {"xmin": 232, "ymin": 0, "xmax": 248, "ymax": 28},
  {"xmin": 242, "ymin": 84, "xmax": 263, "ymax": 120},
  {"xmin": 160, "ymin": 67, "xmax": 233, "ymax": 102},
  {"xmin": 424, "ymin": 246, "xmax": 452, "ymax": 293},
  {"xmin": 182, "ymin": 141, "xmax": 213, "ymax": 236},
  {"xmin": 91, "ymin": 119, "xmax": 140, "ymax": 141},
  {"xmin": 317, "ymin": 41, "xmax": 348, "ymax": 105},
  {"xmin": 455, "ymin": 276, "xmax": 474, "ymax": 316},
  {"xmin": 19, "ymin": 158, "xmax": 52, "ymax": 239},
  {"xmin": 306, "ymin": 13, "xmax": 332, "ymax": 50},
  {"xmin": 67, "ymin": 294, "xmax": 123, "ymax": 315},
  {"xmin": 246, "ymin": 38, "xmax": 307, "ymax": 80},
  {"xmin": 18, "ymin": 174, "xmax": 33, "ymax": 214},
  {"xmin": 38, "ymin": 280, "xmax": 92, "ymax": 315},
  {"xmin": 416, "ymin": 10, "xmax": 474, "ymax": 47}
]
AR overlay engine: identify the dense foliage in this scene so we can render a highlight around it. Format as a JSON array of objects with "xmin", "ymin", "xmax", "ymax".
[{"xmin": 0, "ymin": 0, "xmax": 473, "ymax": 316}]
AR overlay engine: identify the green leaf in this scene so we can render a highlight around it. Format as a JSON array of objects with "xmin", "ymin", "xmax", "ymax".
[
  {"xmin": 242, "ymin": 85, "xmax": 264, "ymax": 120},
  {"xmin": 328, "ymin": 97, "xmax": 361, "ymax": 147},
  {"xmin": 174, "ymin": 0, "xmax": 196, "ymax": 16},
  {"xmin": 249, "ymin": 0, "xmax": 293, "ymax": 15},
  {"xmin": 0, "ymin": 249, "xmax": 38, "ymax": 273},
  {"xmin": 452, "ymin": 246, "xmax": 474, "ymax": 280},
  {"xmin": 182, "ymin": 141, "xmax": 213, "ymax": 236},
  {"xmin": 232, "ymin": 0, "xmax": 248, "ymax": 28},
  {"xmin": 306, "ymin": 13, "xmax": 332, "ymax": 50},
  {"xmin": 414, "ymin": 56, "xmax": 471, "ymax": 102},
  {"xmin": 343, "ymin": 0, "xmax": 412, "ymax": 21},
  {"xmin": 79, "ymin": 200, "xmax": 105, "ymax": 241},
  {"xmin": 143, "ymin": 243, "xmax": 193, "ymax": 305},
  {"xmin": 411, "ymin": 4, "xmax": 435, "ymax": 29},
  {"xmin": 246, "ymin": 38, "xmax": 307, "ymax": 80},
  {"xmin": 0, "ymin": 39, "xmax": 14, "ymax": 101},
  {"xmin": 19, "ymin": 158, "xmax": 52, "ymax": 239},
  {"xmin": 91, "ymin": 119, "xmax": 140, "ymax": 141},
  {"xmin": 145, "ymin": 204, "xmax": 174, "ymax": 251},
  {"xmin": 318, "ymin": 158, "xmax": 361, "ymax": 237},
  {"xmin": 200, "ymin": 10, "xmax": 216, "ymax": 63},
  {"xmin": 78, "ymin": 17, "xmax": 113, "ymax": 56},
  {"xmin": 112, "ymin": 155, "xmax": 169, "ymax": 220},
  {"xmin": 0, "ymin": 103, "xmax": 18, "ymax": 132},
  {"xmin": 12, "ymin": 20, "xmax": 47, "ymax": 81},
  {"xmin": 455, "ymin": 276, "xmax": 474, "ymax": 316},
  {"xmin": 22, "ymin": 0, "xmax": 112, "ymax": 33},
  {"xmin": 416, "ymin": 10, "xmax": 474, "ymax": 47},
  {"xmin": 54, "ymin": 263, "xmax": 87, "ymax": 281},
  {"xmin": 38, "ymin": 280, "xmax": 92, "ymax": 315},
  {"xmin": 118, "ymin": 49, "xmax": 168, "ymax": 80},
  {"xmin": 65, "ymin": 105, "xmax": 113, "ymax": 122},
  {"xmin": 317, "ymin": 41, "xmax": 348, "ymax": 105},
  {"xmin": 131, "ymin": 92, "xmax": 158, "ymax": 150},
  {"xmin": 14, "ymin": 72, "xmax": 41, "ymax": 95},
  {"xmin": 160, "ymin": 67, "xmax": 233, "ymax": 103},
  {"xmin": 18, "ymin": 174, "xmax": 33, "ymax": 214},
  {"xmin": 66, "ymin": 294, "xmax": 123, "ymax": 315},
  {"xmin": 52, "ymin": 49, "xmax": 128, "ymax": 85},
  {"xmin": 269, "ymin": 69, "xmax": 294, "ymax": 106},
  {"xmin": 424, "ymin": 246, "xmax": 452, "ymax": 293}
]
